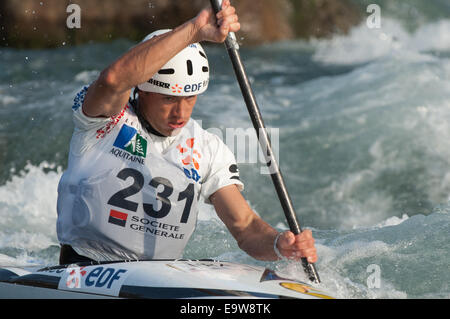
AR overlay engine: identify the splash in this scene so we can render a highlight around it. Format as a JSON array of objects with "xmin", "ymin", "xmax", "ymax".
[
  {"xmin": 312, "ymin": 18, "xmax": 450, "ymax": 65},
  {"xmin": 0, "ymin": 162, "xmax": 61, "ymax": 265}
]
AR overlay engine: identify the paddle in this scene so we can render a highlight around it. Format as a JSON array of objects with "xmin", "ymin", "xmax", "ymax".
[{"xmin": 209, "ymin": 0, "xmax": 321, "ymax": 284}]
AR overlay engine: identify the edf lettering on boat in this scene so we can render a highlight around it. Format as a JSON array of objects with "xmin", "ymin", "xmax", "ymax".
[{"xmin": 84, "ymin": 267, "xmax": 127, "ymax": 289}]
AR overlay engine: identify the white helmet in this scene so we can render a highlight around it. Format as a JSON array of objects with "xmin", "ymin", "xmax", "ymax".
[{"xmin": 137, "ymin": 29, "xmax": 209, "ymax": 96}]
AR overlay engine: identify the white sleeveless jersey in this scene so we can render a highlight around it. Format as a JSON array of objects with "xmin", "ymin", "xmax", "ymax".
[{"xmin": 57, "ymin": 87, "xmax": 243, "ymax": 261}]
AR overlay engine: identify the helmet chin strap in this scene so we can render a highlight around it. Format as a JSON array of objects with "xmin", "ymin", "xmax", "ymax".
[{"xmin": 131, "ymin": 87, "xmax": 166, "ymax": 138}]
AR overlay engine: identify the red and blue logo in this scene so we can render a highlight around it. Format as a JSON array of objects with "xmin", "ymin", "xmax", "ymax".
[
  {"xmin": 176, "ymin": 138, "xmax": 201, "ymax": 183},
  {"xmin": 108, "ymin": 209, "xmax": 128, "ymax": 227}
]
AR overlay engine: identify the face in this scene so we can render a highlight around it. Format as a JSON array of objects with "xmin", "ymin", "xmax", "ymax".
[{"xmin": 138, "ymin": 92, "xmax": 197, "ymax": 137}]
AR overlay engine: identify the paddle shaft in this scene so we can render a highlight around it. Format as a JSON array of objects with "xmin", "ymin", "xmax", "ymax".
[{"xmin": 209, "ymin": 0, "xmax": 320, "ymax": 284}]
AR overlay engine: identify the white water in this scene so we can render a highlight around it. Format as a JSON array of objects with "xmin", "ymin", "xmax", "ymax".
[{"xmin": 312, "ymin": 18, "xmax": 450, "ymax": 65}]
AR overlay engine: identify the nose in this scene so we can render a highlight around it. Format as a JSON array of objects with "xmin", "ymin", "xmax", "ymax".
[{"xmin": 171, "ymin": 97, "xmax": 191, "ymax": 119}]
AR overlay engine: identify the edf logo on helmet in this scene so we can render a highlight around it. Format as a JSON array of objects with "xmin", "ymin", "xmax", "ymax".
[
  {"xmin": 171, "ymin": 80, "xmax": 209, "ymax": 95},
  {"xmin": 184, "ymin": 80, "xmax": 209, "ymax": 94}
]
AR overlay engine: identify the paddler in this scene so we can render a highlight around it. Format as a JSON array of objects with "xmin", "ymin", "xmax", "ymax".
[{"xmin": 57, "ymin": 0, "xmax": 318, "ymax": 266}]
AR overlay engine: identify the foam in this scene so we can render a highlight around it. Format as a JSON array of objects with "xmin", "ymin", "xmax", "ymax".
[
  {"xmin": 312, "ymin": 18, "xmax": 450, "ymax": 65},
  {"xmin": 74, "ymin": 70, "xmax": 99, "ymax": 84},
  {"xmin": 0, "ymin": 95, "xmax": 19, "ymax": 106},
  {"xmin": 375, "ymin": 214, "xmax": 409, "ymax": 228},
  {"xmin": 0, "ymin": 162, "xmax": 61, "ymax": 254}
]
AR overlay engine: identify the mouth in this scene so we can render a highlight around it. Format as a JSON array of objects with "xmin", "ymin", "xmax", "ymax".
[{"xmin": 168, "ymin": 120, "xmax": 186, "ymax": 129}]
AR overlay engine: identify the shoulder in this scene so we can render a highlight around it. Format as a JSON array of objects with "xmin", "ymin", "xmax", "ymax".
[
  {"xmin": 70, "ymin": 100, "xmax": 137, "ymax": 155},
  {"xmin": 186, "ymin": 119, "xmax": 231, "ymax": 155},
  {"xmin": 71, "ymin": 85, "xmax": 138, "ymax": 130},
  {"xmin": 72, "ymin": 85, "xmax": 137, "ymax": 132}
]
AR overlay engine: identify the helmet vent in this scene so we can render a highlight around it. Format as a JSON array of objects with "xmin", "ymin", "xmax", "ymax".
[
  {"xmin": 199, "ymin": 51, "xmax": 207, "ymax": 59},
  {"xmin": 187, "ymin": 60, "xmax": 193, "ymax": 76},
  {"xmin": 158, "ymin": 68, "xmax": 175, "ymax": 75},
  {"xmin": 202, "ymin": 66, "xmax": 209, "ymax": 72}
]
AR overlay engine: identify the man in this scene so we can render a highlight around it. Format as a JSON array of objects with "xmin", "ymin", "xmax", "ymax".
[{"xmin": 57, "ymin": 0, "xmax": 317, "ymax": 265}]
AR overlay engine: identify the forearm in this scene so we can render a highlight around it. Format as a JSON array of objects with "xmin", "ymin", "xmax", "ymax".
[
  {"xmin": 83, "ymin": 20, "xmax": 198, "ymax": 117},
  {"xmin": 82, "ymin": 2, "xmax": 240, "ymax": 118},
  {"xmin": 105, "ymin": 21, "xmax": 197, "ymax": 93},
  {"xmin": 104, "ymin": 1, "xmax": 240, "ymax": 93},
  {"xmin": 211, "ymin": 185, "xmax": 281, "ymax": 261},
  {"xmin": 213, "ymin": 187, "xmax": 318, "ymax": 263},
  {"xmin": 234, "ymin": 215, "xmax": 280, "ymax": 261}
]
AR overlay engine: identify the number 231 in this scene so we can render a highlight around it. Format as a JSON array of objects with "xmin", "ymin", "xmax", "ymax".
[{"xmin": 107, "ymin": 168, "xmax": 195, "ymax": 223}]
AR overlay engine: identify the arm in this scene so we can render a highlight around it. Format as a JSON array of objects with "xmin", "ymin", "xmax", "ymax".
[
  {"xmin": 82, "ymin": 0, "xmax": 240, "ymax": 118},
  {"xmin": 210, "ymin": 185, "xmax": 318, "ymax": 262}
]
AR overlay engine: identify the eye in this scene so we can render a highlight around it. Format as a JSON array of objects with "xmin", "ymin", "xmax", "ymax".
[
  {"xmin": 163, "ymin": 96, "xmax": 177, "ymax": 103},
  {"xmin": 185, "ymin": 95, "xmax": 197, "ymax": 103}
]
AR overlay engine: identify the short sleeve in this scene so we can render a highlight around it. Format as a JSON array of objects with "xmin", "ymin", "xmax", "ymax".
[
  {"xmin": 201, "ymin": 134, "xmax": 244, "ymax": 204},
  {"xmin": 71, "ymin": 86, "xmax": 111, "ymax": 131},
  {"xmin": 69, "ymin": 86, "xmax": 130, "ymax": 156}
]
